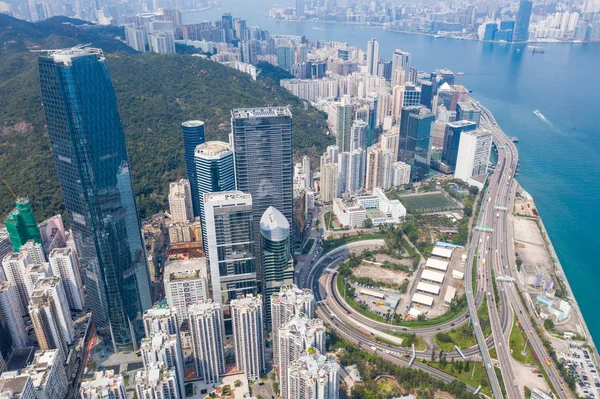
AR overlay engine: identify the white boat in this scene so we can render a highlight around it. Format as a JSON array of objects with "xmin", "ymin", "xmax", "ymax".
[{"xmin": 457, "ymin": 72, "xmax": 465, "ymax": 76}]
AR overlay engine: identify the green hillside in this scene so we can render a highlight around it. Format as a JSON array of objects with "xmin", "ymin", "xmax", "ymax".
[{"xmin": 0, "ymin": 14, "xmax": 332, "ymax": 221}]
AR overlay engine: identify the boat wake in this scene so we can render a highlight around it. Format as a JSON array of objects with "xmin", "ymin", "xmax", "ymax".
[
  {"xmin": 533, "ymin": 109, "xmax": 549, "ymax": 123},
  {"xmin": 311, "ymin": 27, "xmax": 330, "ymax": 31}
]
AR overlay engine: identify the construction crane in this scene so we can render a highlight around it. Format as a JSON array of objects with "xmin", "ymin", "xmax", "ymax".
[{"xmin": 2, "ymin": 179, "xmax": 19, "ymax": 200}]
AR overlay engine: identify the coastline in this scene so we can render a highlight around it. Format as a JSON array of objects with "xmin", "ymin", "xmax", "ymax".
[{"xmin": 268, "ymin": 16, "xmax": 594, "ymax": 45}]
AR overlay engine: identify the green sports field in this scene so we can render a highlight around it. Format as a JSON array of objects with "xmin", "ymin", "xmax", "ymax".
[{"xmin": 398, "ymin": 193, "xmax": 458, "ymax": 213}]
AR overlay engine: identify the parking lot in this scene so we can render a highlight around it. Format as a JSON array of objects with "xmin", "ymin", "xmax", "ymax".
[{"xmin": 559, "ymin": 342, "xmax": 599, "ymax": 398}]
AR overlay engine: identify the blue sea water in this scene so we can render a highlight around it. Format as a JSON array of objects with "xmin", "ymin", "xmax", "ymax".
[{"xmin": 184, "ymin": 0, "xmax": 600, "ymax": 343}]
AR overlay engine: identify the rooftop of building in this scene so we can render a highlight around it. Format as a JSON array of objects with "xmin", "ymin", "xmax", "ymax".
[
  {"xmin": 450, "ymin": 84, "xmax": 469, "ymax": 93},
  {"xmin": 49, "ymin": 247, "xmax": 71, "ymax": 257},
  {"xmin": 167, "ymin": 242, "xmax": 204, "ymax": 260},
  {"xmin": 203, "ymin": 191, "xmax": 251, "ymax": 203},
  {"xmin": 456, "ymin": 101, "xmax": 479, "ymax": 112},
  {"xmin": 260, "ymin": 206, "xmax": 290, "ymax": 241},
  {"xmin": 333, "ymin": 198, "xmax": 365, "ymax": 212},
  {"xmin": 231, "ymin": 106, "xmax": 292, "ymax": 119},
  {"xmin": 188, "ymin": 299, "xmax": 221, "ymax": 314},
  {"xmin": 194, "ymin": 141, "xmax": 232, "ymax": 158},
  {"xmin": 181, "ymin": 120, "xmax": 204, "ymax": 128},
  {"xmin": 0, "ymin": 373, "xmax": 30, "ymax": 395},
  {"xmin": 42, "ymin": 46, "xmax": 104, "ymax": 66},
  {"xmin": 448, "ymin": 120, "xmax": 477, "ymax": 128},
  {"xmin": 80, "ymin": 370, "xmax": 123, "ymax": 390},
  {"xmin": 230, "ymin": 294, "xmax": 262, "ymax": 310},
  {"xmin": 164, "ymin": 258, "xmax": 207, "ymax": 281}
]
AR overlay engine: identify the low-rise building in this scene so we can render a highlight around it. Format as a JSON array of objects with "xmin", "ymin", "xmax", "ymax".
[
  {"xmin": 332, "ymin": 198, "xmax": 366, "ymax": 228},
  {"xmin": 80, "ymin": 371, "xmax": 126, "ymax": 399}
]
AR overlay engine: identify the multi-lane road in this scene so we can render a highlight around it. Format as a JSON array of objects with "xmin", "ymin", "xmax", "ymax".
[{"xmin": 297, "ymin": 102, "xmax": 574, "ymax": 398}]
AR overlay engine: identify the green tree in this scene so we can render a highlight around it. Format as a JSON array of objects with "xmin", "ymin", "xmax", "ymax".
[
  {"xmin": 363, "ymin": 218, "xmax": 373, "ymax": 228},
  {"xmin": 544, "ymin": 319, "xmax": 555, "ymax": 331}
]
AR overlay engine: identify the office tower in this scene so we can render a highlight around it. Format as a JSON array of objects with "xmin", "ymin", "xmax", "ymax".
[
  {"xmin": 38, "ymin": 48, "xmax": 152, "ymax": 349},
  {"xmin": 168, "ymin": 180, "xmax": 193, "ymax": 224},
  {"xmin": 454, "ymin": 129, "xmax": 493, "ymax": 189},
  {"xmin": 442, "ymin": 120, "xmax": 478, "ymax": 170},
  {"xmin": 260, "ymin": 207, "xmax": 294, "ymax": 325},
  {"xmin": 391, "ymin": 49, "xmax": 411, "ymax": 84},
  {"xmin": 30, "ymin": 277, "xmax": 75, "ymax": 347},
  {"xmin": 148, "ymin": 31, "xmax": 175, "ymax": 54},
  {"xmin": 483, "ymin": 23, "xmax": 498, "ymax": 41},
  {"xmin": 194, "ymin": 141, "xmax": 236, "ymax": 247},
  {"xmin": 23, "ymin": 350, "xmax": 68, "ymax": 399},
  {"xmin": 366, "ymin": 38, "xmax": 379, "ymax": 75},
  {"xmin": 2, "ymin": 252, "xmax": 30, "ymax": 315},
  {"xmin": 271, "ymin": 285, "xmax": 314, "ymax": 362},
  {"xmin": 514, "ymin": 0, "xmax": 533, "ymax": 42},
  {"xmin": 230, "ymin": 294, "xmax": 265, "ymax": 381},
  {"xmin": 203, "ymin": 192, "xmax": 257, "ymax": 321},
  {"xmin": 164, "ymin": 259, "xmax": 209, "ymax": 326},
  {"xmin": 278, "ymin": 316, "xmax": 326, "ymax": 399},
  {"xmin": 231, "ymin": 107, "xmax": 294, "ymax": 277},
  {"xmin": 140, "ymin": 332, "xmax": 185, "ymax": 399},
  {"xmin": 188, "ymin": 301, "xmax": 225, "ymax": 384},
  {"xmin": 296, "ymin": 0, "xmax": 305, "ymax": 17},
  {"xmin": 399, "ymin": 105, "xmax": 422, "ymax": 145},
  {"xmin": 125, "ymin": 25, "xmax": 147, "ymax": 52},
  {"xmin": 0, "ymin": 374, "xmax": 34, "ymax": 399},
  {"xmin": 288, "ymin": 350, "xmax": 340, "ymax": 399},
  {"xmin": 405, "ymin": 108, "xmax": 435, "ymax": 179},
  {"xmin": 222, "ymin": 13, "xmax": 233, "ymax": 43},
  {"xmin": 135, "ymin": 364, "xmax": 179, "ymax": 399},
  {"xmin": 20, "ymin": 241, "xmax": 45, "ymax": 263},
  {"xmin": 4, "ymin": 198, "xmax": 42, "ymax": 252},
  {"xmin": 302, "ymin": 156, "xmax": 311, "ymax": 190},
  {"xmin": 48, "ymin": 247, "xmax": 84, "ymax": 311},
  {"xmin": 437, "ymin": 69, "xmax": 455, "ymax": 86},
  {"xmin": 39, "ymin": 215, "xmax": 67, "ymax": 255},
  {"xmin": 143, "ymin": 307, "xmax": 180, "ymax": 337},
  {"xmin": 181, "ymin": 121, "xmax": 206, "ymax": 218},
  {"xmin": 350, "ymin": 120, "xmax": 368, "ymax": 151},
  {"xmin": 24, "ymin": 263, "xmax": 51, "ymax": 299},
  {"xmin": 319, "ymin": 161, "xmax": 339, "ymax": 203},
  {"xmin": 456, "ymin": 102, "xmax": 481, "ymax": 127},
  {"xmin": 0, "ymin": 282, "xmax": 28, "ymax": 348},
  {"xmin": 80, "ymin": 371, "xmax": 126, "ymax": 399},
  {"xmin": 392, "ymin": 162, "xmax": 411, "ymax": 187},
  {"xmin": 332, "ymin": 100, "xmax": 353, "ymax": 153}
]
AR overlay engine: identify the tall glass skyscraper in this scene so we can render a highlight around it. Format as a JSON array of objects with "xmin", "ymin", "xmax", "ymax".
[
  {"xmin": 514, "ymin": 0, "xmax": 533, "ymax": 42},
  {"xmin": 442, "ymin": 120, "xmax": 477, "ymax": 169},
  {"xmin": 402, "ymin": 108, "xmax": 435, "ymax": 181},
  {"xmin": 181, "ymin": 120, "xmax": 206, "ymax": 218},
  {"xmin": 260, "ymin": 207, "xmax": 293, "ymax": 326},
  {"xmin": 38, "ymin": 47, "xmax": 151, "ymax": 350},
  {"xmin": 194, "ymin": 141, "xmax": 236, "ymax": 250},
  {"xmin": 231, "ymin": 107, "xmax": 294, "ymax": 287}
]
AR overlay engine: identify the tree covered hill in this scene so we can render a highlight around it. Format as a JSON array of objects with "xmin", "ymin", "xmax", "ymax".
[{"xmin": 0, "ymin": 14, "xmax": 333, "ymax": 221}]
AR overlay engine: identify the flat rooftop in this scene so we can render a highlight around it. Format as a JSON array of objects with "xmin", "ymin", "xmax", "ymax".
[
  {"xmin": 164, "ymin": 258, "xmax": 207, "ymax": 281},
  {"xmin": 231, "ymin": 106, "xmax": 292, "ymax": 119}
]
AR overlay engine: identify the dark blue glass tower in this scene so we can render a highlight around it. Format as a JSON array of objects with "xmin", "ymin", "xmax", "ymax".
[
  {"xmin": 181, "ymin": 120, "xmax": 206, "ymax": 218},
  {"xmin": 402, "ymin": 108, "xmax": 435, "ymax": 181},
  {"xmin": 38, "ymin": 48, "xmax": 152, "ymax": 350},
  {"xmin": 442, "ymin": 120, "xmax": 477, "ymax": 169},
  {"xmin": 514, "ymin": 0, "xmax": 533, "ymax": 42}
]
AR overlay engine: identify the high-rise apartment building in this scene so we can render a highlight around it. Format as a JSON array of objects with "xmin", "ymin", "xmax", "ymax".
[
  {"xmin": 2, "ymin": 252, "xmax": 30, "ymax": 315},
  {"xmin": 163, "ymin": 259, "xmax": 209, "ymax": 326},
  {"xmin": 203, "ymin": 191, "xmax": 257, "ymax": 322},
  {"xmin": 80, "ymin": 371, "xmax": 126, "ymax": 399},
  {"xmin": 124, "ymin": 25, "xmax": 147, "ymax": 52},
  {"xmin": 181, "ymin": 120, "xmax": 206, "ymax": 218},
  {"xmin": 168, "ymin": 180, "xmax": 193, "ymax": 224},
  {"xmin": 391, "ymin": 49, "xmax": 411, "ymax": 84},
  {"xmin": 392, "ymin": 162, "xmax": 411, "ymax": 187},
  {"xmin": 230, "ymin": 294, "xmax": 265, "ymax": 381},
  {"xmin": 148, "ymin": 31, "xmax": 175, "ymax": 54},
  {"xmin": 23, "ymin": 349, "xmax": 68, "ymax": 399},
  {"xmin": 319, "ymin": 160, "xmax": 339, "ymax": 203},
  {"xmin": 231, "ymin": 107, "xmax": 293, "ymax": 281},
  {"xmin": 48, "ymin": 247, "xmax": 84, "ymax": 311},
  {"xmin": 188, "ymin": 301, "xmax": 225, "ymax": 384},
  {"xmin": 366, "ymin": 38, "xmax": 379, "ymax": 75},
  {"xmin": 20, "ymin": 241, "xmax": 45, "ymax": 264},
  {"xmin": 38, "ymin": 215, "xmax": 67, "ymax": 255},
  {"xmin": 333, "ymin": 98, "xmax": 353, "ymax": 152},
  {"xmin": 260, "ymin": 207, "xmax": 294, "ymax": 325},
  {"xmin": 288, "ymin": 350, "xmax": 340, "ymax": 399},
  {"xmin": 194, "ymin": 141, "xmax": 236, "ymax": 248},
  {"xmin": 135, "ymin": 364, "xmax": 179, "ymax": 399},
  {"xmin": 0, "ymin": 281, "xmax": 28, "ymax": 348},
  {"xmin": 454, "ymin": 129, "xmax": 493, "ymax": 189},
  {"xmin": 271, "ymin": 284, "xmax": 314, "ymax": 363},
  {"xmin": 514, "ymin": 0, "xmax": 533, "ymax": 42},
  {"xmin": 350, "ymin": 120, "xmax": 368, "ymax": 151},
  {"xmin": 140, "ymin": 332, "xmax": 185, "ymax": 399},
  {"xmin": 302, "ymin": 155, "xmax": 311, "ymax": 190},
  {"xmin": 29, "ymin": 282, "xmax": 74, "ymax": 356},
  {"xmin": 442, "ymin": 120, "xmax": 478, "ymax": 170},
  {"xmin": 38, "ymin": 48, "xmax": 152, "ymax": 349},
  {"xmin": 24, "ymin": 263, "xmax": 51, "ymax": 300},
  {"xmin": 296, "ymin": 0, "xmax": 305, "ymax": 17},
  {"xmin": 0, "ymin": 374, "xmax": 35, "ymax": 399},
  {"xmin": 4, "ymin": 198, "xmax": 42, "ymax": 252},
  {"xmin": 143, "ymin": 307, "xmax": 180, "ymax": 337},
  {"xmin": 278, "ymin": 316, "xmax": 326, "ymax": 399}
]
